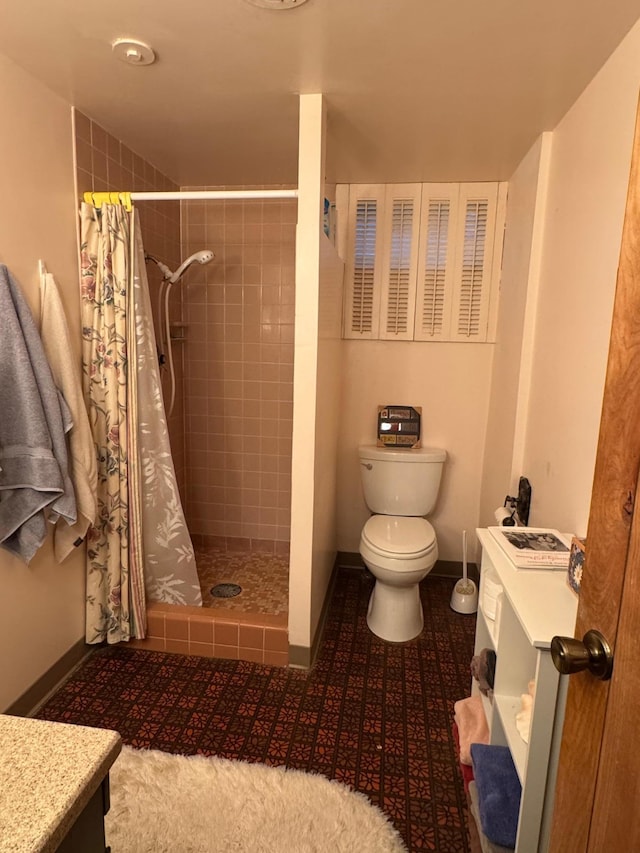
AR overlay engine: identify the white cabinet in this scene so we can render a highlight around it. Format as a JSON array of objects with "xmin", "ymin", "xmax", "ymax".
[{"xmin": 473, "ymin": 528, "xmax": 578, "ymax": 852}]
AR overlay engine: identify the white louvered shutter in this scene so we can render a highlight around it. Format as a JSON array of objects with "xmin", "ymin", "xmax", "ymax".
[
  {"xmin": 414, "ymin": 184, "xmax": 459, "ymax": 341},
  {"xmin": 379, "ymin": 185, "xmax": 421, "ymax": 340},
  {"xmin": 340, "ymin": 181, "xmax": 506, "ymax": 343},
  {"xmin": 450, "ymin": 184, "xmax": 500, "ymax": 342},
  {"xmin": 343, "ymin": 185, "xmax": 383, "ymax": 339}
]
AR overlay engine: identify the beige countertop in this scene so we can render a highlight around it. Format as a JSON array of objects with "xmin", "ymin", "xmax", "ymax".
[{"xmin": 0, "ymin": 714, "xmax": 121, "ymax": 853}]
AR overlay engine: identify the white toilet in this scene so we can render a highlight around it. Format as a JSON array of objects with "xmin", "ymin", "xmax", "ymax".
[{"xmin": 358, "ymin": 445, "xmax": 446, "ymax": 642}]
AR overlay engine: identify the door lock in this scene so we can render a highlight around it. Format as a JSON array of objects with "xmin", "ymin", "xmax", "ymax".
[{"xmin": 550, "ymin": 630, "xmax": 613, "ymax": 681}]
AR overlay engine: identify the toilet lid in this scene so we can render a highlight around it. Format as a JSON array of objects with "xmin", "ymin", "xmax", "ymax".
[{"xmin": 362, "ymin": 516, "xmax": 436, "ymax": 557}]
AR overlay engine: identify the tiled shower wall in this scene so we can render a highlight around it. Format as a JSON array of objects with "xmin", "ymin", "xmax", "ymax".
[
  {"xmin": 74, "ymin": 118, "xmax": 297, "ymax": 549},
  {"xmin": 181, "ymin": 192, "xmax": 296, "ymax": 549},
  {"xmin": 73, "ymin": 110, "xmax": 186, "ymax": 494}
]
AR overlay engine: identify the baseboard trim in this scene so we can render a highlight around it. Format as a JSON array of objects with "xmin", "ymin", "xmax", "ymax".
[
  {"xmin": 287, "ymin": 644, "xmax": 311, "ymax": 669},
  {"xmin": 335, "ymin": 552, "xmax": 479, "ymax": 583},
  {"xmin": 4, "ymin": 638, "xmax": 93, "ymax": 717},
  {"xmin": 336, "ymin": 550, "xmax": 366, "ymax": 569},
  {"xmin": 432, "ymin": 559, "xmax": 480, "ymax": 584},
  {"xmin": 289, "ymin": 561, "xmax": 340, "ymax": 670}
]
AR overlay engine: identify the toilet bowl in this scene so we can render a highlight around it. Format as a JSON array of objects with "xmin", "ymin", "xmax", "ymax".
[
  {"xmin": 358, "ymin": 445, "xmax": 446, "ymax": 642},
  {"xmin": 360, "ymin": 515, "xmax": 438, "ymax": 642}
]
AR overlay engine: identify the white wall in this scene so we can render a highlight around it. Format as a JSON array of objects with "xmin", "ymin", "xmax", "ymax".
[
  {"xmin": 310, "ymin": 237, "xmax": 344, "ymax": 636},
  {"xmin": 290, "ymin": 94, "xmax": 336, "ymax": 652},
  {"xmin": 479, "ymin": 134, "xmax": 551, "ymax": 530},
  {"xmin": 336, "ymin": 341, "xmax": 494, "ymax": 561},
  {"xmin": 518, "ymin": 21, "xmax": 640, "ymax": 537},
  {"xmin": 0, "ymin": 53, "xmax": 83, "ymax": 711}
]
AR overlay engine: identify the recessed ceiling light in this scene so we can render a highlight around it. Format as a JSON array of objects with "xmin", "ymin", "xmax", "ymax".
[
  {"xmin": 243, "ymin": 0, "xmax": 310, "ymax": 9},
  {"xmin": 111, "ymin": 38, "xmax": 156, "ymax": 66}
]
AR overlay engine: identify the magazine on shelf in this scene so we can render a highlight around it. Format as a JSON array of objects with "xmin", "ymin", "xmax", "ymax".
[{"xmin": 488, "ymin": 527, "xmax": 572, "ymax": 569}]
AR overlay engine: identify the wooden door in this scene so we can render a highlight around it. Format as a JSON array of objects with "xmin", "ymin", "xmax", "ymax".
[{"xmin": 549, "ymin": 95, "xmax": 640, "ymax": 851}]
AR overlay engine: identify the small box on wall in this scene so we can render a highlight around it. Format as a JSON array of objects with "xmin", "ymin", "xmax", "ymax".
[
  {"xmin": 567, "ymin": 537, "xmax": 586, "ymax": 596},
  {"xmin": 377, "ymin": 405, "xmax": 421, "ymax": 448}
]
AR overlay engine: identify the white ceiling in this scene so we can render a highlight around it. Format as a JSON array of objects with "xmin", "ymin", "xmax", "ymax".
[{"xmin": 1, "ymin": 0, "xmax": 640, "ymax": 186}]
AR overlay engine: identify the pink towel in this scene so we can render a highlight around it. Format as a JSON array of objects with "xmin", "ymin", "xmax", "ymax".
[{"xmin": 454, "ymin": 695, "xmax": 489, "ymax": 765}]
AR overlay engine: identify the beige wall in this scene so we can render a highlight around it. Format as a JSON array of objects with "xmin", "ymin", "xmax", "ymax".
[
  {"xmin": 517, "ymin": 21, "xmax": 640, "ymax": 537},
  {"xmin": 180, "ymin": 193, "xmax": 295, "ymax": 548},
  {"xmin": 0, "ymin": 89, "xmax": 183, "ymax": 709},
  {"xmin": 335, "ymin": 340, "xmax": 494, "ymax": 562},
  {"xmin": 0, "ymin": 55, "xmax": 81, "ymax": 711},
  {"xmin": 336, "ymin": 18, "xmax": 640, "ymax": 564}
]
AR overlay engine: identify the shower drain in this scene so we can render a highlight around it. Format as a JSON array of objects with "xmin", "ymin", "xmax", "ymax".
[{"xmin": 210, "ymin": 583, "xmax": 242, "ymax": 599}]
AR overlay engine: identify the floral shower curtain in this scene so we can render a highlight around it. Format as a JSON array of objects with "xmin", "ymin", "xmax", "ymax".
[{"xmin": 80, "ymin": 202, "xmax": 201, "ymax": 644}]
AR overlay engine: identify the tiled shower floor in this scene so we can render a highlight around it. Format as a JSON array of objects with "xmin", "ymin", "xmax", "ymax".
[
  {"xmin": 195, "ymin": 546, "xmax": 289, "ymax": 616},
  {"xmin": 131, "ymin": 545, "xmax": 290, "ymax": 665}
]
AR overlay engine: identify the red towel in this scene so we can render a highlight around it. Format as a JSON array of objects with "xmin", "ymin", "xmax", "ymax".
[{"xmin": 453, "ymin": 722, "xmax": 475, "ymax": 793}]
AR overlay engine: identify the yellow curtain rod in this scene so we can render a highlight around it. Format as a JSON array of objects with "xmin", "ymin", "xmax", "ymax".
[{"xmin": 84, "ymin": 189, "xmax": 298, "ymax": 209}]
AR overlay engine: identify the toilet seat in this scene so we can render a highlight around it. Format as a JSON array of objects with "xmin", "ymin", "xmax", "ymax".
[{"xmin": 361, "ymin": 515, "xmax": 436, "ymax": 560}]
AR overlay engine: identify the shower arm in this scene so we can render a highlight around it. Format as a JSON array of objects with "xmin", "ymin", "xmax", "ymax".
[{"xmin": 145, "ymin": 253, "xmax": 173, "ymax": 281}]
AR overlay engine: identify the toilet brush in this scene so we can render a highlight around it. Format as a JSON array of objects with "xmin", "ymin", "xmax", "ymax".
[{"xmin": 450, "ymin": 529, "xmax": 478, "ymax": 614}]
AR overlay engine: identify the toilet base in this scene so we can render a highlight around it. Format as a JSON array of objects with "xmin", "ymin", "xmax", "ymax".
[{"xmin": 366, "ymin": 580, "xmax": 424, "ymax": 643}]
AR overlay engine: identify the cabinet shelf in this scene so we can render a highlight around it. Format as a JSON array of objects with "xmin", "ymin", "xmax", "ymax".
[
  {"xmin": 478, "ymin": 605, "xmax": 498, "ymax": 647},
  {"xmin": 471, "ymin": 528, "xmax": 579, "ymax": 852},
  {"xmin": 493, "ymin": 692, "xmax": 527, "ymax": 783}
]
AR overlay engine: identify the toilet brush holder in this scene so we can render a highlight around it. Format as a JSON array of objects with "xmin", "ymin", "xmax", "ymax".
[
  {"xmin": 450, "ymin": 578, "xmax": 479, "ymax": 614},
  {"xmin": 450, "ymin": 530, "xmax": 478, "ymax": 614}
]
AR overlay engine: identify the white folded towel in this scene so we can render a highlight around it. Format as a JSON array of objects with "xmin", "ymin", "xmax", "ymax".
[
  {"xmin": 515, "ymin": 679, "xmax": 536, "ymax": 744},
  {"xmin": 483, "ymin": 579, "xmax": 503, "ymax": 620}
]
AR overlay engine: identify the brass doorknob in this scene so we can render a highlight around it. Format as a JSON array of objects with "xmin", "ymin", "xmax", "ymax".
[{"xmin": 550, "ymin": 630, "xmax": 613, "ymax": 681}]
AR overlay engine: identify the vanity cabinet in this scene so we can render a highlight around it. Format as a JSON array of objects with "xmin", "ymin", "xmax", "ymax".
[
  {"xmin": 473, "ymin": 528, "xmax": 578, "ymax": 852},
  {"xmin": 0, "ymin": 714, "xmax": 121, "ymax": 853},
  {"xmin": 56, "ymin": 777, "xmax": 110, "ymax": 853}
]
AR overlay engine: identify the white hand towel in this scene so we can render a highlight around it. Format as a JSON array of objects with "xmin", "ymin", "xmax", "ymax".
[{"xmin": 39, "ymin": 272, "xmax": 97, "ymax": 561}]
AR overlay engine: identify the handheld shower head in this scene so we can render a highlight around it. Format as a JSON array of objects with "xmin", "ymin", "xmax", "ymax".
[
  {"xmin": 145, "ymin": 247, "xmax": 216, "ymax": 419},
  {"xmin": 170, "ymin": 250, "xmax": 215, "ymax": 283},
  {"xmin": 145, "ymin": 249, "xmax": 214, "ymax": 283}
]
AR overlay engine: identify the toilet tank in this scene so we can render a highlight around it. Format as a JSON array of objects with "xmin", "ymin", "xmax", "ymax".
[{"xmin": 358, "ymin": 445, "xmax": 446, "ymax": 516}]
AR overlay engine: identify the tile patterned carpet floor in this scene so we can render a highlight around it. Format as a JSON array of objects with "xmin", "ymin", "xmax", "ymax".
[
  {"xmin": 36, "ymin": 568, "xmax": 477, "ymax": 852},
  {"xmin": 195, "ymin": 546, "xmax": 289, "ymax": 615}
]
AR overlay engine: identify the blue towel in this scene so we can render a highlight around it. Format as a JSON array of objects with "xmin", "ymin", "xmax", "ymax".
[
  {"xmin": 470, "ymin": 743, "xmax": 521, "ymax": 848},
  {"xmin": 0, "ymin": 266, "xmax": 76, "ymax": 562}
]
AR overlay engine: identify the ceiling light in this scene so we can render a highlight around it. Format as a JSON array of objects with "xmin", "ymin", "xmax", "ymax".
[
  {"xmin": 111, "ymin": 39, "xmax": 156, "ymax": 66},
  {"xmin": 242, "ymin": 0, "xmax": 310, "ymax": 9}
]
